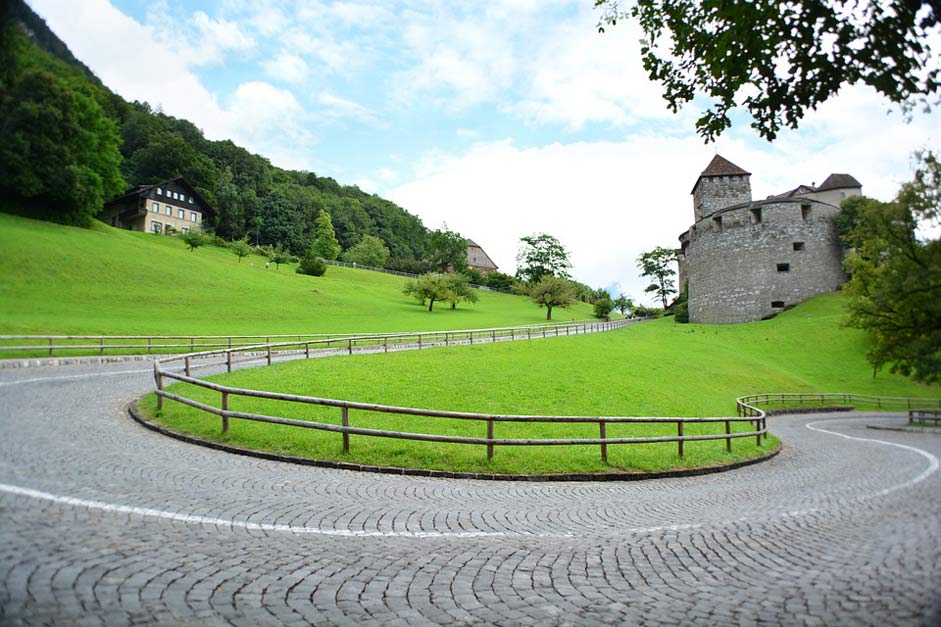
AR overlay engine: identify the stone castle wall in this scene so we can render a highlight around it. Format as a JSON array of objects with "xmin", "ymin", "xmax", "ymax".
[
  {"xmin": 693, "ymin": 175, "xmax": 752, "ymax": 222},
  {"xmin": 686, "ymin": 199, "xmax": 846, "ymax": 324}
]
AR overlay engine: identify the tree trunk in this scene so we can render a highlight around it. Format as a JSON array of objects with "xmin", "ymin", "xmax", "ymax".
[
  {"xmin": 428, "ymin": 298, "xmax": 435, "ymax": 312},
  {"xmin": 546, "ymin": 305, "xmax": 553, "ymax": 320}
]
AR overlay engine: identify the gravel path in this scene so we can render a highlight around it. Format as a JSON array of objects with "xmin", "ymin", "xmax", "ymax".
[{"xmin": 1, "ymin": 360, "xmax": 939, "ymax": 626}]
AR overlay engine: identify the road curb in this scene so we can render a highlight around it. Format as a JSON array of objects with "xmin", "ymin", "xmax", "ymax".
[{"xmin": 128, "ymin": 400, "xmax": 781, "ymax": 483}]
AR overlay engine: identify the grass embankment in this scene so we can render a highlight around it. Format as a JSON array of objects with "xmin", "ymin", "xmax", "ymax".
[
  {"xmin": 0, "ymin": 212, "xmax": 593, "ymax": 339},
  {"xmin": 142, "ymin": 294, "xmax": 941, "ymax": 475}
]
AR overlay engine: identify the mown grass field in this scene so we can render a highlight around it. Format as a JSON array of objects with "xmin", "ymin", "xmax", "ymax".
[
  {"xmin": 141, "ymin": 293, "xmax": 941, "ymax": 475},
  {"xmin": 0, "ymin": 212, "xmax": 594, "ymax": 337}
]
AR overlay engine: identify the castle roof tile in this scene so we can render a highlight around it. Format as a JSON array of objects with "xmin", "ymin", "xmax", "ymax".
[{"xmin": 816, "ymin": 173, "xmax": 862, "ymax": 191}]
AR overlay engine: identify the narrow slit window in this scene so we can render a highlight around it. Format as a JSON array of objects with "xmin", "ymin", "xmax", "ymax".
[
  {"xmin": 750, "ymin": 208, "xmax": 762, "ymax": 224},
  {"xmin": 713, "ymin": 215, "xmax": 722, "ymax": 232},
  {"xmin": 801, "ymin": 204, "xmax": 811, "ymax": 221},
  {"xmin": 793, "ymin": 242, "xmax": 805, "ymax": 251},
  {"xmin": 771, "ymin": 301, "xmax": 785, "ymax": 308},
  {"xmin": 777, "ymin": 263, "xmax": 790, "ymax": 272}
]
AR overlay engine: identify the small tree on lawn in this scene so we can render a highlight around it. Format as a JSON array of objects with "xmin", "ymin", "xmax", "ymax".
[
  {"xmin": 593, "ymin": 297, "xmax": 614, "ymax": 319},
  {"xmin": 614, "ymin": 294, "xmax": 634, "ymax": 316},
  {"xmin": 516, "ymin": 233, "xmax": 572, "ymax": 284},
  {"xmin": 271, "ymin": 245, "xmax": 290, "ymax": 270},
  {"xmin": 230, "ymin": 237, "xmax": 252, "ymax": 263},
  {"xmin": 445, "ymin": 273, "xmax": 479, "ymax": 310},
  {"xmin": 527, "ymin": 275, "xmax": 577, "ymax": 321},
  {"xmin": 296, "ymin": 248, "xmax": 327, "ymax": 276},
  {"xmin": 312, "ymin": 210, "xmax": 341, "ymax": 260},
  {"xmin": 180, "ymin": 228, "xmax": 209, "ymax": 252},
  {"xmin": 637, "ymin": 246, "xmax": 677, "ymax": 309},
  {"xmin": 403, "ymin": 273, "xmax": 450, "ymax": 312}
]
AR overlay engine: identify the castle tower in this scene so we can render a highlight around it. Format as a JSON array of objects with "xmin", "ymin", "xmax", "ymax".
[{"xmin": 691, "ymin": 155, "xmax": 752, "ymax": 222}]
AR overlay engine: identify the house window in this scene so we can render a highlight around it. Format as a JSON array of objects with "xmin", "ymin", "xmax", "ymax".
[
  {"xmin": 777, "ymin": 263, "xmax": 790, "ymax": 272},
  {"xmin": 190, "ymin": 212, "xmax": 197, "ymax": 222},
  {"xmin": 793, "ymin": 242, "xmax": 805, "ymax": 251},
  {"xmin": 179, "ymin": 209, "xmax": 185, "ymax": 219},
  {"xmin": 174, "ymin": 192, "xmax": 180, "ymax": 200},
  {"xmin": 801, "ymin": 204, "xmax": 811, "ymax": 221},
  {"xmin": 152, "ymin": 202, "xmax": 160, "ymax": 212},
  {"xmin": 151, "ymin": 221, "xmax": 162, "ymax": 234},
  {"xmin": 713, "ymin": 215, "xmax": 722, "ymax": 232},
  {"xmin": 188, "ymin": 196, "xmax": 194, "ymax": 204},
  {"xmin": 771, "ymin": 301, "xmax": 785, "ymax": 308},
  {"xmin": 750, "ymin": 208, "xmax": 762, "ymax": 224},
  {"xmin": 157, "ymin": 188, "xmax": 163, "ymax": 195},
  {"xmin": 165, "ymin": 206, "xmax": 172, "ymax": 216}
]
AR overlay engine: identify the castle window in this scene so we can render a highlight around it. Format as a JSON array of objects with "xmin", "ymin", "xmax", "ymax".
[
  {"xmin": 750, "ymin": 208, "xmax": 762, "ymax": 224},
  {"xmin": 801, "ymin": 204, "xmax": 811, "ymax": 220},
  {"xmin": 771, "ymin": 301, "xmax": 785, "ymax": 308},
  {"xmin": 777, "ymin": 263, "xmax": 790, "ymax": 272},
  {"xmin": 713, "ymin": 216, "xmax": 722, "ymax": 232},
  {"xmin": 793, "ymin": 242, "xmax": 805, "ymax": 251}
]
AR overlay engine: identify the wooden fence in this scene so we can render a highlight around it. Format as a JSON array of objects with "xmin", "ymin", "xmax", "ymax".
[{"xmin": 152, "ymin": 317, "xmax": 769, "ymax": 461}]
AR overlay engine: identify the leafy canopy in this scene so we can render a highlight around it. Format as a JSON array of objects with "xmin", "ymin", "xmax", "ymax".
[
  {"xmin": 403, "ymin": 273, "xmax": 450, "ymax": 312},
  {"xmin": 527, "ymin": 275, "xmax": 577, "ymax": 321},
  {"xmin": 516, "ymin": 233, "xmax": 572, "ymax": 284},
  {"xmin": 426, "ymin": 228, "xmax": 467, "ymax": 272},
  {"xmin": 636, "ymin": 246, "xmax": 676, "ymax": 309},
  {"xmin": 341, "ymin": 234, "xmax": 390, "ymax": 268},
  {"xmin": 595, "ymin": 0, "xmax": 941, "ymax": 141},
  {"xmin": 311, "ymin": 209, "xmax": 341, "ymax": 261},
  {"xmin": 840, "ymin": 152, "xmax": 941, "ymax": 384}
]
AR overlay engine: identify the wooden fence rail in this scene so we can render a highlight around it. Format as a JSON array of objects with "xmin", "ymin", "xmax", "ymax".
[{"xmin": 150, "ymin": 317, "xmax": 771, "ymax": 462}]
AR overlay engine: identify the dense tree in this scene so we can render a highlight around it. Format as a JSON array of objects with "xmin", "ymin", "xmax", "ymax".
[
  {"xmin": 403, "ymin": 273, "xmax": 450, "ymax": 312},
  {"xmin": 312, "ymin": 210, "xmax": 341, "ymax": 260},
  {"xmin": 840, "ymin": 152, "xmax": 941, "ymax": 384},
  {"xmin": 271, "ymin": 246, "xmax": 290, "ymax": 270},
  {"xmin": 296, "ymin": 249, "xmax": 327, "ymax": 276},
  {"xmin": 444, "ymin": 273, "xmax": 479, "ymax": 310},
  {"xmin": 593, "ymin": 297, "xmax": 614, "ymax": 319},
  {"xmin": 527, "ymin": 275, "xmax": 577, "ymax": 321},
  {"xmin": 637, "ymin": 246, "xmax": 677, "ymax": 309},
  {"xmin": 595, "ymin": 0, "xmax": 941, "ymax": 141},
  {"xmin": 484, "ymin": 271, "xmax": 517, "ymax": 291},
  {"xmin": 427, "ymin": 228, "xmax": 468, "ymax": 272},
  {"xmin": 516, "ymin": 234, "xmax": 572, "ymax": 284},
  {"xmin": 342, "ymin": 234, "xmax": 390, "ymax": 268}
]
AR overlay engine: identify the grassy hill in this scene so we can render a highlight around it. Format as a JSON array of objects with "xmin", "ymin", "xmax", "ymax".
[
  {"xmin": 0, "ymin": 212, "xmax": 593, "ymax": 335},
  {"xmin": 143, "ymin": 292, "xmax": 939, "ymax": 474}
]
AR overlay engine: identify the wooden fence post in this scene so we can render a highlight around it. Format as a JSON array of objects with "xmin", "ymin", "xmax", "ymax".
[
  {"xmin": 221, "ymin": 391, "xmax": 229, "ymax": 433},
  {"xmin": 305, "ymin": 342, "xmax": 310, "ymax": 359},
  {"xmin": 48, "ymin": 338, "xmax": 54, "ymax": 356},
  {"xmin": 677, "ymin": 421, "xmax": 684, "ymax": 459},
  {"xmin": 155, "ymin": 363, "xmax": 164, "ymax": 411},
  {"xmin": 348, "ymin": 338, "xmax": 353, "ymax": 355},
  {"xmin": 342, "ymin": 406, "xmax": 350, "ymax": 453},
  {"xmin": 725, "ymin": 420, "xmax": 732, "ymax": 453},
  {"xmin": 487, "ymin": 419, "xmax": 494, "ymax": 460},
  {"xmin": 184, "ymin": 356, "xmax": 191, "ymax": 377},
  {"xmin": 267, "ymin": 345, "xmax": 272, "ymax": 366},
  {"xmin": 599, "ymin": 421, "xmax": 608, "ymax": 463},
  {"xmin": 755, "ymin": 419, "xmax": 761, "ymax": 446},
  {"xmin": 226, "ymin": 350, "xmax": 233, "ymax": 373},
  {"xmin": 99, "ymin": 338, "xmax": 104, "ymax": 355}
]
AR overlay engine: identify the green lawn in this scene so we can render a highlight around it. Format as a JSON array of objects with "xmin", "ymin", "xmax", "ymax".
[
  {"xmin": 142, "ymin": 293, "xmax": 939, "ymax": 475},
  {"xmin": 0, "ymin": 212, "xmax": 594, "ymax": 336}
]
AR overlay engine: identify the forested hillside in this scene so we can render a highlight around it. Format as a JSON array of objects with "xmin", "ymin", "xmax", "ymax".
[{"xmin": 0, "ymin": 0, "xmax": 431, "ymax": 261}]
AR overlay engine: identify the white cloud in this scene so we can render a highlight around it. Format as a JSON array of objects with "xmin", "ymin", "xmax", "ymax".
[
  {"xmin": 224, "ymin": 82, "xmax": 314, "ymax": 170},
  {"xmin": 317, "ymin": 92, "xmax": 381, "ymax": 125},
  {"xmin": 263, "ymin": 51, "xmax": 309, "ymax": 84}
]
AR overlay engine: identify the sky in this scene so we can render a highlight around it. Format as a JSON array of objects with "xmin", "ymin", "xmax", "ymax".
[{"xmin": 27, "ymin": 0, "xmax": 941, "ymax": 303}]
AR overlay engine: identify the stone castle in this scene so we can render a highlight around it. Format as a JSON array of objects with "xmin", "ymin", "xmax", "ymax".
[{"xmin": 676, "ymin": 155, "xmax": 862, "ymax": 324}]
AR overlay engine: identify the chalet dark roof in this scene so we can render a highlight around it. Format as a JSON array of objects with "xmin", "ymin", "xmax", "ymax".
[
  {"xmin": 700, "ymin": 155, "xmax": 750, "ymax": 177},
  {"xmin": 104, "ymin": 177, "xmax": 212, "ymax": 213},
  {"xmin": 466, "ymin": 239, "xmax": 480, "ymax": 247},
  {"xmin": 816, "ymin": 173, "xmax": 862, "ymax": 191}
]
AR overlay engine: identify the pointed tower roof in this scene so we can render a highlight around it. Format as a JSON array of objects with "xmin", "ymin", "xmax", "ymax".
[{"xmin": 691, "ymin": 155, "xmax": 751, "ymax": 193}]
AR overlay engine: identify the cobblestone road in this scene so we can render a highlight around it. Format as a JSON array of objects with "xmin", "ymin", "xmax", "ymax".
[{"xmin": 1, "ymin": 361, "xmax": 939, "ymax": 626}]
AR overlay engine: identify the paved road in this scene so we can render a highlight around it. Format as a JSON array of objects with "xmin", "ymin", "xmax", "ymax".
[{"xmin": 0, "ymin": 360, "xmax": 939, "ymax": 626}]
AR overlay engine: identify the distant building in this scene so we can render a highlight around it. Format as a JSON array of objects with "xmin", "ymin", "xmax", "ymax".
[
  {"xmin": 99, "ymin": 177, "xmax": 209, "ymax": 235},
  {"xmin": 466, "ymin": 239, "xmax": 498, "ymax": 274},
  {"xmin": 676, "ymin": 155, "xmax": 862, "ymax": 324}
]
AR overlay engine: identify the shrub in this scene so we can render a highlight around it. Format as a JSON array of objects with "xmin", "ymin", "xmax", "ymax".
[
  {"xmin": 385, "ymin": 257, "xmax": 432, "ymax": 274},
  {"xmin": 462, "ymin": 267, "xmax": 485, "ymax": 285},
  {"xmin": 209, "ymin": 235, "xmax": 228, "ymax": 248},
  {"xmin": 484, "ymin": 271, "xmax": 517, "ymax": 291},
  {"xmin": 296, "ymin": 252, "xmax": 327, "ymax": 276}
]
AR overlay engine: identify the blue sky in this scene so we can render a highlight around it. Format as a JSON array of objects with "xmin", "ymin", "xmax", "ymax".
[{"xmin": 29, "ymin": 0, "xmax": 941, "ymax": 303}]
